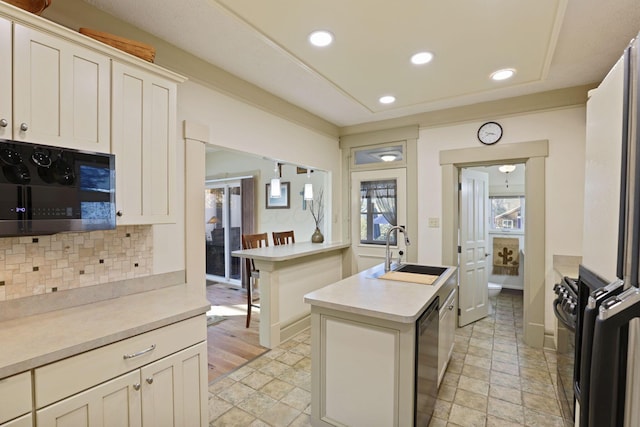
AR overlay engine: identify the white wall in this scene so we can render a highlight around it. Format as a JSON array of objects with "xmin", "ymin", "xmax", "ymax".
[
  {"xmin": 178, "ymin": 81, "xmax": 342, "ymax": 242},
  {"xmin": 417, "ymin": 106, "xmax": 586, "ymax": 334}
]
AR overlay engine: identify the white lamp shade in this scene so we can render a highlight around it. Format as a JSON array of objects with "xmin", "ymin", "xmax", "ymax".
[
  {"xmin": 270, "ymin": 178, "xmax": 281, "ymax": 197},
  {"xmin": 304, "ymin": 183, "xmax": 314, "ymax": 200}
]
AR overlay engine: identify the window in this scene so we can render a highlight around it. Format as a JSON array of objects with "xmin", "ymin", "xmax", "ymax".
[
  {"xmin": 360, "ymin": 179, "xmax": 397, "ymax": 245},
  {"xmin": 490, "ymin": 196, "xmax": 524, "ymax": 231}
]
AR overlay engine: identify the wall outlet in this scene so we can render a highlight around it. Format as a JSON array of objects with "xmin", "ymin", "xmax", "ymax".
[{"xmin": 428, "ymin": 217, "xmax": 440, "ymax": 228}]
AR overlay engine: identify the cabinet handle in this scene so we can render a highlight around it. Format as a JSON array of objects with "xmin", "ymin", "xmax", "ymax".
[
  {"xmin": 133, "ymin": 383, "xmax": 141, "ymax": 391},
  {"xmin": 448, "ymin": 304, "xmax": 454, "ymax": 310},
  {"xmin": 123, "ymin": 344, "xmax": 156, "ymax": 359},
  {"xmin": 20, "ymin": 123, "xmax": 28, "ymax": 131},
  {"xmin": 146, "ymin": 377, "xmax": 154, "ymax": 384},
  {"xmin": 116, "ymin": 210, "xmax": 123, "ymax": 217},
  {"xmin": 0, "ymin": 119, "xmax": 7, "ymax": 128}
]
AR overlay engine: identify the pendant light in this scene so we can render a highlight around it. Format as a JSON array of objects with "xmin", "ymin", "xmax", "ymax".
[
  {"xmin": 498, "ymin": 164, "xmax": 516, "ymax": 188},
  {"xmin": 304, "ymin": 169, "xmax": 314, "ymax": 200},
  {"xmin": 270, "ymin": 161, "xmax": 281, "ymax": 198}
]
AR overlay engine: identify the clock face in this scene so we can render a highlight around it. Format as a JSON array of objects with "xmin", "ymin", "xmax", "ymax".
[{"xmin": 478, "ymin": 122, "xmax": 503, "ymax": 145}]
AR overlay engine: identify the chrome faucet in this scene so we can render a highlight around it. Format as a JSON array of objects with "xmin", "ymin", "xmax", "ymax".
[{"xmin": 385, "ymin": 225, "xmax": 410, "ymax": 272}]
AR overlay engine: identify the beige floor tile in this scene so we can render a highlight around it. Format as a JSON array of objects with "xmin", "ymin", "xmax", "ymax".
[
  {"xmin": 524, "ymin": 407, "xmax": 566, "ymax": 427},
  {"xmin": 487, "ymin": 415, "xmax": 525, "ymax": 426},
  {"xmin": 488, "ymin": 397, "xmax": 525, "ymax": 424},
  {"xmin": 458, "ymin": 375, "xmax": 490, "ymax": 396},
  {"xmin": 211, "ymin": 407, "xmax": 256, "ymax": 427},
  {"xmin": 449, "ymin": 403, "xmax": 487, "ymax": 427},
  {"xmin": 259, "ymin": 378, "xmax": 296, "ymax": 400},
  {"xmin": 281, "ymin": 387, "xmax": 311, "ymax": 411},
  {"xmin": 288, "ymin": 412, "xmax": 312, "ymax": 427},
  {"xmin": 522, "ymin": 391, "xmax": 561, "ymax": 416},
  {"xmin": 492, "ymin": 350, "xmax": 519, "ymax": 365},
  {"xmin": 208, "ymin": 395, "xmax": 234, "ymax": 421},
  {"xmin": 433, "ymin": 399, "xmax": 452, "ymax": 420},
  {"xmin": 427, "ymin": 415, "xmax": 448, "ymax": 426},
  {"xmin": 217, "ymin": 382, "xmax": 257, "ymax": 405},
  {"xmin": 454, "ymin": 388, "xmax": 488, "ymax": 412},
  {"xmin": 462, "ymin": 363, "xmax": 491, "ymax": 382},
  {"xmin": 489, "ymin": 384, "xmax": 522, "ymax": 405},
  {"xmin": 258, "ymin": 401, "xmax": 302, "ymax": 427},
  {"xmin": 467, "ymin": 344, "xmax": 493, "ymax": 358},
  {"xmin": 437, "ymin": 383, "xmax": 456, "ymax": 402},
  {"xmin": 241, "ymin": 371, "xmax": 275, "ymax": 390},
  {"xmin": 209, "ymin": 377, "xmax": 236, "ymax": 395},
  {"xmin": 237, "ymin": 392, "xmax": 278, "ymax": 417},
  {"xmin": 259, "ymin": 360, "xmax": 291, "ymax": 377},
  {"xmin": 465, "ymin": 353, "xmax": 492, "ymax": 370},
  {"xmin": 227, "ymin": 365, "xmax": 255, "ymax": 381},
  {"xmin": 492, "ymin": 360, "xmax": 520, "ymax": 376},
  {"xmin": 491, "ymin": 370, "xmax": 521, "ymax": 389}
]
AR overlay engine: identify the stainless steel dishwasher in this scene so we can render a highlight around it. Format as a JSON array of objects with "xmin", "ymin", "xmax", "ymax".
[{"xmin": 415, "ymin": 297, "xmax": 439, "ymax": 426}]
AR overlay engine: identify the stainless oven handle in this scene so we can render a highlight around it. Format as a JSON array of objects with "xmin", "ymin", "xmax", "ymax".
[{"xmin": 553, "ymin": 299, "xmax": 575, "ymax": 332}]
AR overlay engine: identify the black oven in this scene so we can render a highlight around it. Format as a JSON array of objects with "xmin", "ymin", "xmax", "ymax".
[
  {"xmin": 0, "ymin": 139, "xmax": 115, "ymax": 236},
  {"xmin": 554, "ymin": 266, "xmax": 626, "ymax": 426},
  {"xmin": 553, "ymin": 275, "xmax": 577, "ymax": 421}
]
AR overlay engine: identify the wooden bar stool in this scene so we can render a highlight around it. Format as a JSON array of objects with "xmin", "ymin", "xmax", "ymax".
[
  {"xmin": 241, "ymin": 232, "xmax": 268, "ymax": 328},
  {"xmin": 272, "ymin": 230, "xmax": 295, "ymax": 245}
]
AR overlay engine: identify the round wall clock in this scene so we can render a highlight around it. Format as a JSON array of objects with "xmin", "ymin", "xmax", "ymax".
[{"xmin": 477, "ymin": 121, "xmax": 503, "ymax": 145}]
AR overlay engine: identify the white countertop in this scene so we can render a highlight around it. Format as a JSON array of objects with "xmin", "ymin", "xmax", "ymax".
[
  {"xmin": 0, "ymin": 284, "xmax": 210, "ymax": 378},
  {"xmin": 304, "ymin": 263, "xmax": 456, "ymax": 323},
  {"xmin": 232, "ymin": 241, "xmax": 350, "ymax": 262}
]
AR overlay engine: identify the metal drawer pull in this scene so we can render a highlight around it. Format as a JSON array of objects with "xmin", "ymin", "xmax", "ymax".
[
  {"xmin": 133, "ymin": 383, "xmax": 141, "ymax": 391},
  {"xmin": 146, "ymin": 377, "xmax": 153, "ymax": 384},
  {"xmin": 20, "ymin": 123, "xmax": 28, "ymax": 131},
  {"xmin": 448, "ymin": 304, "xmax": 454, "ymax": 310},
  {"xmin": 0, "ymin": 119, "xmax": 7, "ymax": 127},
  {"xmin": 123, "ymin": 344, "xmax": 156, "ymax": 359}
]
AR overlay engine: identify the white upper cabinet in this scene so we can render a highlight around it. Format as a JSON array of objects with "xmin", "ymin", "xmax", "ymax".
[
  {"xmin": 12, "ymin": 24, "xmax": 111, "ymax": 153},
  {"xmin": 0, "ymin": 17, "xmax": 11, "ymax": 140},
  {"xmin": 111, "ymin": 61, "xmax": 177, "ymax": 224}
]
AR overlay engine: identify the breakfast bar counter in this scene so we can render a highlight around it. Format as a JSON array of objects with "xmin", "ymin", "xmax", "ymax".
[{"xmin": 233, "ymin": 241, "xmax": 350, "ymax": 348}]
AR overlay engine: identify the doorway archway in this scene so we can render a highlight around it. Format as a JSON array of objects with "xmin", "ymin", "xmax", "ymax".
[{"xmin": 440, "ymin": 140, "xmax": 548, "ymax": 348}]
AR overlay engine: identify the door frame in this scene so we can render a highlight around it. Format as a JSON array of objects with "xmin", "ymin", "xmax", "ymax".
[{"xmin": 440, "ymin": 140, "xmax": 548, "ymax": 348}]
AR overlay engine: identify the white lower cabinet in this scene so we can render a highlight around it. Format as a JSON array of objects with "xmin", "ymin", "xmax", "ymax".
[
  {"xmin": 36, "ymin": 342, "xmax": 207, "ymax": 427},
  {"xmin": 33, "ymin": 316, "xmax": 208, "ymax": 427},
  {"xmin": 438, "ymin": 288, "xmax": 456, "ymax": 387},
  {"xmin": 311, "ymin": 309, "xmax": 416, "ymax": 427},
  {"xmin": 37, "ymin": 370, "xmax": 141, "ymax": 427}
]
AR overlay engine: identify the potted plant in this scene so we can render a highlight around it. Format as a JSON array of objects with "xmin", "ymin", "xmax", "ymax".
[{"xmin": 309, "ymin": 188, "xmax": 324, "ymax": 243}]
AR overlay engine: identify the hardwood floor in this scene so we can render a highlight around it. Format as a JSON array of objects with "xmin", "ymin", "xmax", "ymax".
[{"xmin": 205, "ymin": 281, "xmax": 268, "ymax": 383}]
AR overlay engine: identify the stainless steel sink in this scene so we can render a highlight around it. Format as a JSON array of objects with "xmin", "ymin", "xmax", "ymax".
[{"xmin": 394, "ymin": 264, "xmax": 447, "ymax": 276}]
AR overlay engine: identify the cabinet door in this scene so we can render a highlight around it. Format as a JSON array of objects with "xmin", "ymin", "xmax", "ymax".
[
  {"xmin": 36, "ymin": 370, "xmax": 142, "ymax": 427},
  {"xmin": 438, "ymin": 288, "xmax": 456, "ymax": 387},
  {"xmin": 0, "ymin": 17, "xmax": 10, "ymax": 140},
  {"xmin": 0, "ymin": 413, "xmax": 32, "ymax": 427},
  {"xmin": 112, "ymin": 61, "xmax": 177, "ymax": 224},
  {"xmin": 0, "ymin": 371, "xmax": 31, "ymax": 424},
  {"xmin": 13, "ymin": 24, "xmax": 110, "ymax": 152},
  {"xmin": 140, "ymin": 342, "xmax": 207, "ymax": 427}
]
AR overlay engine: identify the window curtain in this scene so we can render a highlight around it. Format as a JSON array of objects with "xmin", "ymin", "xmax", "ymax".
[
  {"xmin": 361, "ymin": 180, "xmax": 397, "ymax": 225},
  {"xmin": 240, "ymin": 177, "xmax": 255, "ymax": 289}
]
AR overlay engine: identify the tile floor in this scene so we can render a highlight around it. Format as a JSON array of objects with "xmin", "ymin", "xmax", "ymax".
[{"xmin": 208, "ymin": 290, "xmax": 572, "ymax": 427}]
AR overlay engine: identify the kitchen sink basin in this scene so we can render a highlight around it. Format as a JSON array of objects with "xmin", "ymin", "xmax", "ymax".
[{"xmin": 394, "ymin": 264, "xmax": 447, "ymax": 276}]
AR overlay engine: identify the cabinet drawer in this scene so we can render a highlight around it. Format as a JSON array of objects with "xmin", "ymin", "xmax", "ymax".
[
  {"xmin": 34, "ymin": 315, "xmax": 206, "ymax": 409},
  {"xmin": 0, "ymin": 371, "xmax": 31, "ymax": 424}
]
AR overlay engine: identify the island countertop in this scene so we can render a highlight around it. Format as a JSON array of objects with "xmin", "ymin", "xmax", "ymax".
[
  {"xmin": 304, "ymin": 263, "xmax": 457, "ymax": 323},
  {"xmin": 232, "ymin": 241, "xmax": 350, "ymax": 262}
]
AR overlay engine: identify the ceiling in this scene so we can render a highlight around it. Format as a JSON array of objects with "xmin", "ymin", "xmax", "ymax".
[{"xmin": 81, "ymin": 0, "xmax": 640, "ymax": 128}]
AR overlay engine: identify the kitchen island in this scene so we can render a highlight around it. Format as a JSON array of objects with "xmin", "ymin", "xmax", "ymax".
[
  {"xmin": 304, "ymin": 262, "xmax": 457, "ymax": 427},
  {"xmin": 232, "ymin": 241, "xmax": 350, "ymax": 348}
]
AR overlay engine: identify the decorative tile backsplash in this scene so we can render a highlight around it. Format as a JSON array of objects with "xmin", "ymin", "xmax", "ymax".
[{"xmin": 0, "ymin": 226, "xmax": 153, "ymax": 301}]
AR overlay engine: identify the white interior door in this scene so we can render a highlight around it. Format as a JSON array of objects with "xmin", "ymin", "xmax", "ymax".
[
  {"xmin": 350, "ymin": 169, "xmax": 407, "ymax": 273},
  {"xmin": 459, "ymin": 169, "xmax": 490, "ymax": 326}
]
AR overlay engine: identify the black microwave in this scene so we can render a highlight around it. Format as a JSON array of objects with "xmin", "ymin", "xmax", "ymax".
[{"xmin": 0, "ymin": 139, "xmax": 115, "ymax": 237}]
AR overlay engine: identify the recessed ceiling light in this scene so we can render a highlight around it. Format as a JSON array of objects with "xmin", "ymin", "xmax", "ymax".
[
  {"xmin": 309, "ymin": 30, "xmax": 334, "ymax": 47},
  {"xmin": 491, "ymin": 68, "xmax": 516, "ymax": 81},
  {"xmin": 410, "ymin": 51, "xmax": 434, "ymax": 65},
  {"xmin": 379, "ymin": 95, "xmax": 396, "ymax": 104}
]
